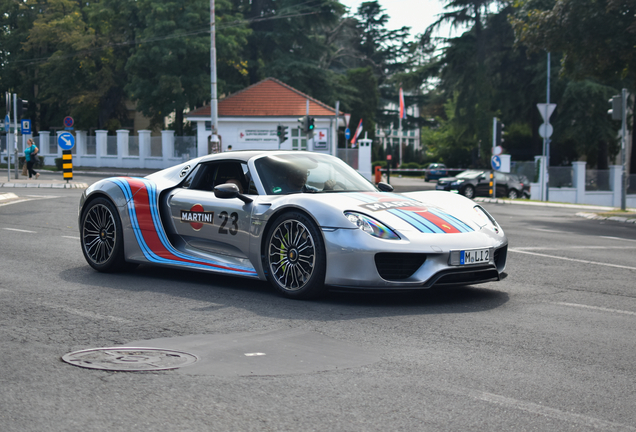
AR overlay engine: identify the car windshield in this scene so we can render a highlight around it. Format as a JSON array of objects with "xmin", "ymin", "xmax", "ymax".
[
  {"xmin": 456, "ymin": 170, "xmax": 484, "ymax": 179},
  {"xmin": 254, "ymin": 153, "xmax": 378, "ymax": 195}
]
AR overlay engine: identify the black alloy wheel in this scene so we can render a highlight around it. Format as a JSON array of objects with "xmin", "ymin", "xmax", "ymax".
[
  {"xmin": 264, "ymin": 212, "xmax": 326, "ymax": 299},
  {"xmin": 80, "ymin": 197, "xmax": 136, "ymax": 272}
]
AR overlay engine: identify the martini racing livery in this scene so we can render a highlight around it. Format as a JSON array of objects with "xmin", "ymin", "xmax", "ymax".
[{"xmin": 79, "ymin": 151, "xmax": 508, "ymax": 299}]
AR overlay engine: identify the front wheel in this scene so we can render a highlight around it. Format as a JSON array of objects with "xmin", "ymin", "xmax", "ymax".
[
  {"xmin": 80, "ymin": 197, "xmax": 136, "ymax": 273},
  {"xmin": 263, "ymin": 212, "xmax": 326, "ymax": 299},
  {"xmin": 461, "ymin": 185, "xmax": 475, "ymax": 199},
  {"xmin": 507, "ymin": 189, "xmax": 519, "ymax": 199}
]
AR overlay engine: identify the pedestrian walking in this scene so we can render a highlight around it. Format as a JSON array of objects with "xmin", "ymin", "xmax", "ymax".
[{"xmin": 25, "ymin": 138, "xmax": 40, "ymax": 179}]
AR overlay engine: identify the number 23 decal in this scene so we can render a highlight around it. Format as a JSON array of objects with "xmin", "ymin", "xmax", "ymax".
[{"xmin": 219, "ymin": 211, "xmax": 238, "ymax": 235}]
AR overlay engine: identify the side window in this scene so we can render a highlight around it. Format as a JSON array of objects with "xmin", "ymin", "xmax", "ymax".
[
  {"xmin": 188, "ymin": 164, "xmax": 218, "ymax": 191},
  {"xmin": 241, "ymin": 162, "xmax": 259, "ymax": 195}
]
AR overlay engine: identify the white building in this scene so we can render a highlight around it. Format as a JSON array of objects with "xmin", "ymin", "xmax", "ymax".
[{"xmin": 186, "ymin": 78, "xmax": 343, "ymax": 157}]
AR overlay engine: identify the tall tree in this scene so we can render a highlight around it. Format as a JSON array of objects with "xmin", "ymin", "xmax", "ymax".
[
  {"xmin": 125, "ymin": 0, "xmax": 250, "ymax": 136},
  {"xmin": 511, "ymin": 0, "xmax": 636, "ymax": 172}
]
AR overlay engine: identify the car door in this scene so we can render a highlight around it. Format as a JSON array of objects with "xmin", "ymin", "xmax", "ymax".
[
  {"xmin": 474, "ymin": 172, "xmax": 490, "ymax": 196},
  {"xmin": 494, "ymin": 172, "xmax": 508, "ymax": 197},
  {"xmin": 163, "ymin": 161, "xmax": 253, "ymax": 259}
]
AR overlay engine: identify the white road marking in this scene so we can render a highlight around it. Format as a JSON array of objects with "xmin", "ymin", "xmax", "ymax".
[
  {"xmin": 528, "ymin": 228, "xmax": 561, "ymax": 233},
  {"xmin": 514, "ymin": 246, "xmax": 636, "ymax": 250},
  {"xmin": 462, "ymin": 388, "xmax": 636, "ymax": 431},
  {"xmin": 600, "ymin": 236, "xmax": 636, "ymax": 243},
  {"xmin": 62, "ymin": 236, "xmax": 80, "ymax": 240},
  {"xmin": 0, "ymin": 288, "xmax": 12, "ymax": 293},
  {"xmin": 25, "ymin": 195, "xmax": 60, "ymax": 199},
  {"xmin": 39, "ymin": 302, "xmax": 132, "ymax": 324},
  {"xmin": 509, "ymin": 248, "xmax": 636, "ymax": 271},
  {"xmin": 0, "ymin": 198, "xmax": 34, "ymax": 207},
  {"xmin": 3, "ymin": 227, "xmax": 37, "ymax": 233},
  {"xmin": 553, "ymin": 302, "xmax": 636, "ymax": 316},
  {"xmin": 244, "ymin": 352, "xmax": 266, "ymax": 357}
]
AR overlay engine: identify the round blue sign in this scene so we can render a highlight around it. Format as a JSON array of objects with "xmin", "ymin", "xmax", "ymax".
[
  {"xmin": 63, "ymin": 116, "xmax": 74, "ymax": 128},
  {"xmin": 58, "ymin": 132, "xmax": 75, "ymax": 150},
  {"xmin": 344, "ymin": 128, "xmax": 351, "ymax": 139},
  {"xmin": 491, "ymin": 155, "xmax": 501, "ymax": 171}
]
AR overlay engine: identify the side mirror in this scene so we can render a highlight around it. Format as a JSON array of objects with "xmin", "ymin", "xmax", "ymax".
[
  {"xmin": 214, "ymin": 183, "xmax": 253, "ymax": 203},
  {"xmin": 377, "ymin": 182, "xmax": 394, "ymax": 192}
]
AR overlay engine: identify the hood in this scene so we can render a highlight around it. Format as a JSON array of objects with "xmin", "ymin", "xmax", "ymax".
[{"xmin": 270, "ymin": 191, "xmax": 487, "ymax": 235}]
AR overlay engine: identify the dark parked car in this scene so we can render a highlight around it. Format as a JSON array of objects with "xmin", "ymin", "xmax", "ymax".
[
  {"xmin": 436, "ymin": 170, "xmax": 528, "ymax": 199},
  {"xmin": 424, "ymin": 163, "xmax": 448, "ymax": 181}
]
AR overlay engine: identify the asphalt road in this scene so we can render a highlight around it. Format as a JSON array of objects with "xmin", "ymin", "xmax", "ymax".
[{"xmin": 1, "ymin": 182, "xmax": 635, "ymax": 432}]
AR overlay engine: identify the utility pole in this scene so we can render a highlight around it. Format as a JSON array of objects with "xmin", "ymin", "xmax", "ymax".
[
  {"xmin": 621, "ymin": 88, "xmax": 627, "ymax": 211},
  {"xmin": 209, "ymin": 0, "xmax": 218, "ymax": 155},
  {"xmin": 13, "ymin": 93, "xmax": 18, "ymax": 179},
  {"xmin": 545, "ymin": 52, "xmax": 551, "ymax": 201}
]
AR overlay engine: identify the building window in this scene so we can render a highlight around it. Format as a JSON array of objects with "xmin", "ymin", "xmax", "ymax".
[
  {"xmin": 292, "ymin": 128, "xmax": 307, "ymax": 150},
  {"xmin": 409, "ymin": 129, "xmax": 415, "ymax": 137}
]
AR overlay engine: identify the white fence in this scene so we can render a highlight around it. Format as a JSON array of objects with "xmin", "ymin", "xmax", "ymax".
[{"xmin": 3, "ymin": 129, "xmax": 197, "ymax": 170}]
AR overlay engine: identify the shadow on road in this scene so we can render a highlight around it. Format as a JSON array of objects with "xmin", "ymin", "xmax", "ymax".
[{"xmin": 60, "ymin": 263, "xmax": 509, "ymax": 321}]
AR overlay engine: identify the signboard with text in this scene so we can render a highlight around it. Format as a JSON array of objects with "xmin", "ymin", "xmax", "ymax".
[{"xmin": 238, "ymin": 129, "xmax": 278, "ymax": 143}]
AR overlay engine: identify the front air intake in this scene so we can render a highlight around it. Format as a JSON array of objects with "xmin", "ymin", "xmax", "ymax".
[{"xmin": 375, "ymin": 253, "xmax": 427, "ymax": 280}]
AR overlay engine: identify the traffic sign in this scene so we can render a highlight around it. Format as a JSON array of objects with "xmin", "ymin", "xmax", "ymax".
[
  {"xmin": 4, "ymin": 115, "xmax": 9, "ymax": 132},
  {"xmin": 344, "ymin": 128, "xmax": 351, "ymax": 140},
  {"xmin": 21, "ymin": 119, "xmax": 31, "ymax": 135},
  {"xmin": 538, "ymin": 123, "xmax": 553, "ymax": 139},
  {"xmin": 492, "ymin": 145, "xmax": 503, "ymax": 156},
  {"xmin": 491, "ymin": 155, "xmax": 502, "ymax": 171},
  {"xmin": 58, "ymin": 132, "xmax": 75, "ymax": 150},
  {"xmin": 63, "ymin": 116, "xmax": 74, "ymax": 128},
  {"xmin": 537, "ymin": 103, "xmax": 556, "ymax": 122}
]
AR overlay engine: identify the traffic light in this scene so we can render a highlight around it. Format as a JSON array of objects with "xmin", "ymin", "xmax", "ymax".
[
  {"xmin": 16, "ymin": 99, "xmax": 28, "ymax": 119},
  {"xmin": 608, "ymin": 95, "xmax": 622, "ymax": 120},
  {"xmin": 298, "ymin": 116, "xmax": 307, "ymax": 133},
  {"xmin": 495, "ymin": 118, "xmax": 505, "ymax": 145},
  {"xmin": 277, "ymin": 125, "xmax": 288, "ymax": 144},
  {"xmin": 307, "ymin": 117, "xmax": 315, "ymax": 139}
]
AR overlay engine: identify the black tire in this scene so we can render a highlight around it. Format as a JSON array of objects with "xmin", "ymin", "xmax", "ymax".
[
  {"xmin": 263, "ymin": 212, "xmax": 326, "ymax": 299},
  {"xmin": 507, "ymin": 189, "xmax": 519, "ymax": 199},
  {"xmin": 461, "ymin": 185, "xmax": 475, "ymax": 199},
  {"xmin": 80, "ymin": 197, "xmax": 136, "ymax": 273}
]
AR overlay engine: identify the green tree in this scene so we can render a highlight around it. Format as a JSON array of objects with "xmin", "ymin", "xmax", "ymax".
[
  {"xmin": 125, "ymin": 0, "xmax": 250, "ymax": 136},
  {"xmin": 511, "ymin": 0, "xmax": 636, "ymax": 171}
]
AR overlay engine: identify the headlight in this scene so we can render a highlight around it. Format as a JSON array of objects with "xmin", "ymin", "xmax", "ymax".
[
  {"xmin": 344, "ymin": 212, "xmax": 400, "ymax": 240},
  {"xmin": 450, "ymin": 179, "xmax": 465, "ymax": 186}
]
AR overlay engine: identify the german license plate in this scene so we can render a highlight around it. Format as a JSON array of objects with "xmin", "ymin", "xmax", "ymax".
[{"xmin": 461, "ymin": 248, "xmax": 489, "ymax": 265}]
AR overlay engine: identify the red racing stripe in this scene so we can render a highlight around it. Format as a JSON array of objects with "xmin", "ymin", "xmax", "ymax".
[{"xmin": 125, "ymin": 178, "xmax": 254, "ymax": 273}]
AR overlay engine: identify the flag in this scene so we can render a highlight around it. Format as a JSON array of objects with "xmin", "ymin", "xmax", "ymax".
[
  {"xmin": 399, "ymin": 87, "xmax": 406, "ymax": 119},
  {"xmin": 351, "ymin": 119, "xmax": 363, "ymax": 146}
]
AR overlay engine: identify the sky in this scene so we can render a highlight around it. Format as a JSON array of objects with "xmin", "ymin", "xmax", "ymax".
[{"xmin": 337, "ymin": 0, "xmax": 460, "ymax": 40}]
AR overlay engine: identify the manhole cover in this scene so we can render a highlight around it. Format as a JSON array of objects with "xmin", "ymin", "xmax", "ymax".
[{"xmin": 62, "ymin": 347, "xmax": 198, "ymax": 371}]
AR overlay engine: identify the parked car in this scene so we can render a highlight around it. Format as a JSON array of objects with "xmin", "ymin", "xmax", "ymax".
[
  {"xmin": 424, "ymin": 163, "xmax": 448, "ymax": 182},
  {"xmin": 436, "ymin": 170, "xmax": 527, "ymax": 199}
]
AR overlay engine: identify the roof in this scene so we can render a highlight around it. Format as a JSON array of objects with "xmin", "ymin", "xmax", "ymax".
[{"xmin": 187, "ymin": 78, "xmax": 340, "ymax": 118}]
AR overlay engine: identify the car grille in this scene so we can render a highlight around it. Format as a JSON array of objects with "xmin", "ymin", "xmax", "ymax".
[
  {"xmin": 375, "ymin": 253, "xmax": 427, "ymax": 280},
  {"xmin": 425, "ymin": 265, "xmax": 499, "ymax": 287}
]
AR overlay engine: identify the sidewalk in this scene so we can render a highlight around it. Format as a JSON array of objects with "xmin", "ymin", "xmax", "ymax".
[{"xmin": 0, "ymin": 175, "xmax": 88, "ymax": 189}]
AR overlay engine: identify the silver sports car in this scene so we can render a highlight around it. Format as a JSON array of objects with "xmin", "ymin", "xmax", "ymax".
[{"xmin": 79, "ymin": 151, "xmax": 508, "ymax": 299}]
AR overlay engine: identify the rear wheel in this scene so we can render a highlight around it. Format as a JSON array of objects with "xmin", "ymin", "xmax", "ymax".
[
  {"xmin": 263, "ymin": 212, "xmax": 326, "ymax": 299},
  {"xmin": 461, "ymin": 185, "xmax": 475, "ymax": 199},
  {"xmin": 80, "ymin": 197, "xmax": 136, "ymax": 272}
]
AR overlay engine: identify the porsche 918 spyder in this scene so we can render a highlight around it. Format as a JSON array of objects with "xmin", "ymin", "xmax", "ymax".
[{"xmin": 79, "ymin": 151, "xmax": 508, "ymax": 299}]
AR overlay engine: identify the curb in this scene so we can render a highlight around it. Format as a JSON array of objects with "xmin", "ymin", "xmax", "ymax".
[
  {"xmin": 474, "ymin": 197, "xmax": 636, "ymax": 224},
  {"xmin": 0, "ymin": 182, "xmax": 88, "ymax": 189}
]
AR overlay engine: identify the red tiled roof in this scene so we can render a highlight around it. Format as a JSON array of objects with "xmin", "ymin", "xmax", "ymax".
[{"xmin": 187, "ymin": 78, "xmax": 339, "ymax": 118}]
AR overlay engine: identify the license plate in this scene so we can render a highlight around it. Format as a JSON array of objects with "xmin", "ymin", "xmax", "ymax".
[
  {"xmin": 436, "ymin": 185, "xmax": 445, "ymax": 190},
  {"xmin": 460, "ymin": 248, "xmax": 489, "ymax": 265}
]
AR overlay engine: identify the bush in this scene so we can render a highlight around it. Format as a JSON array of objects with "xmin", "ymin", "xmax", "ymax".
[
  {"xmin": 18, "ymin": 156, "xmax": 44, "ymax": 169},
  {"xmin": 372, "ymin": 160, "xmax": 387, "ymax": 169},
  {"xmin": 401, "ymin": 162, "xmax": 421, "ymax": 169},
  {"xmin": 55, "ymin": 157, "xmax": 64, "ymax": 171}
]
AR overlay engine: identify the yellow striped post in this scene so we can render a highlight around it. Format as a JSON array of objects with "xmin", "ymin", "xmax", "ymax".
[{"xmin": 62, "ymin": 150, "xmax": 73, "ymax": 181}]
